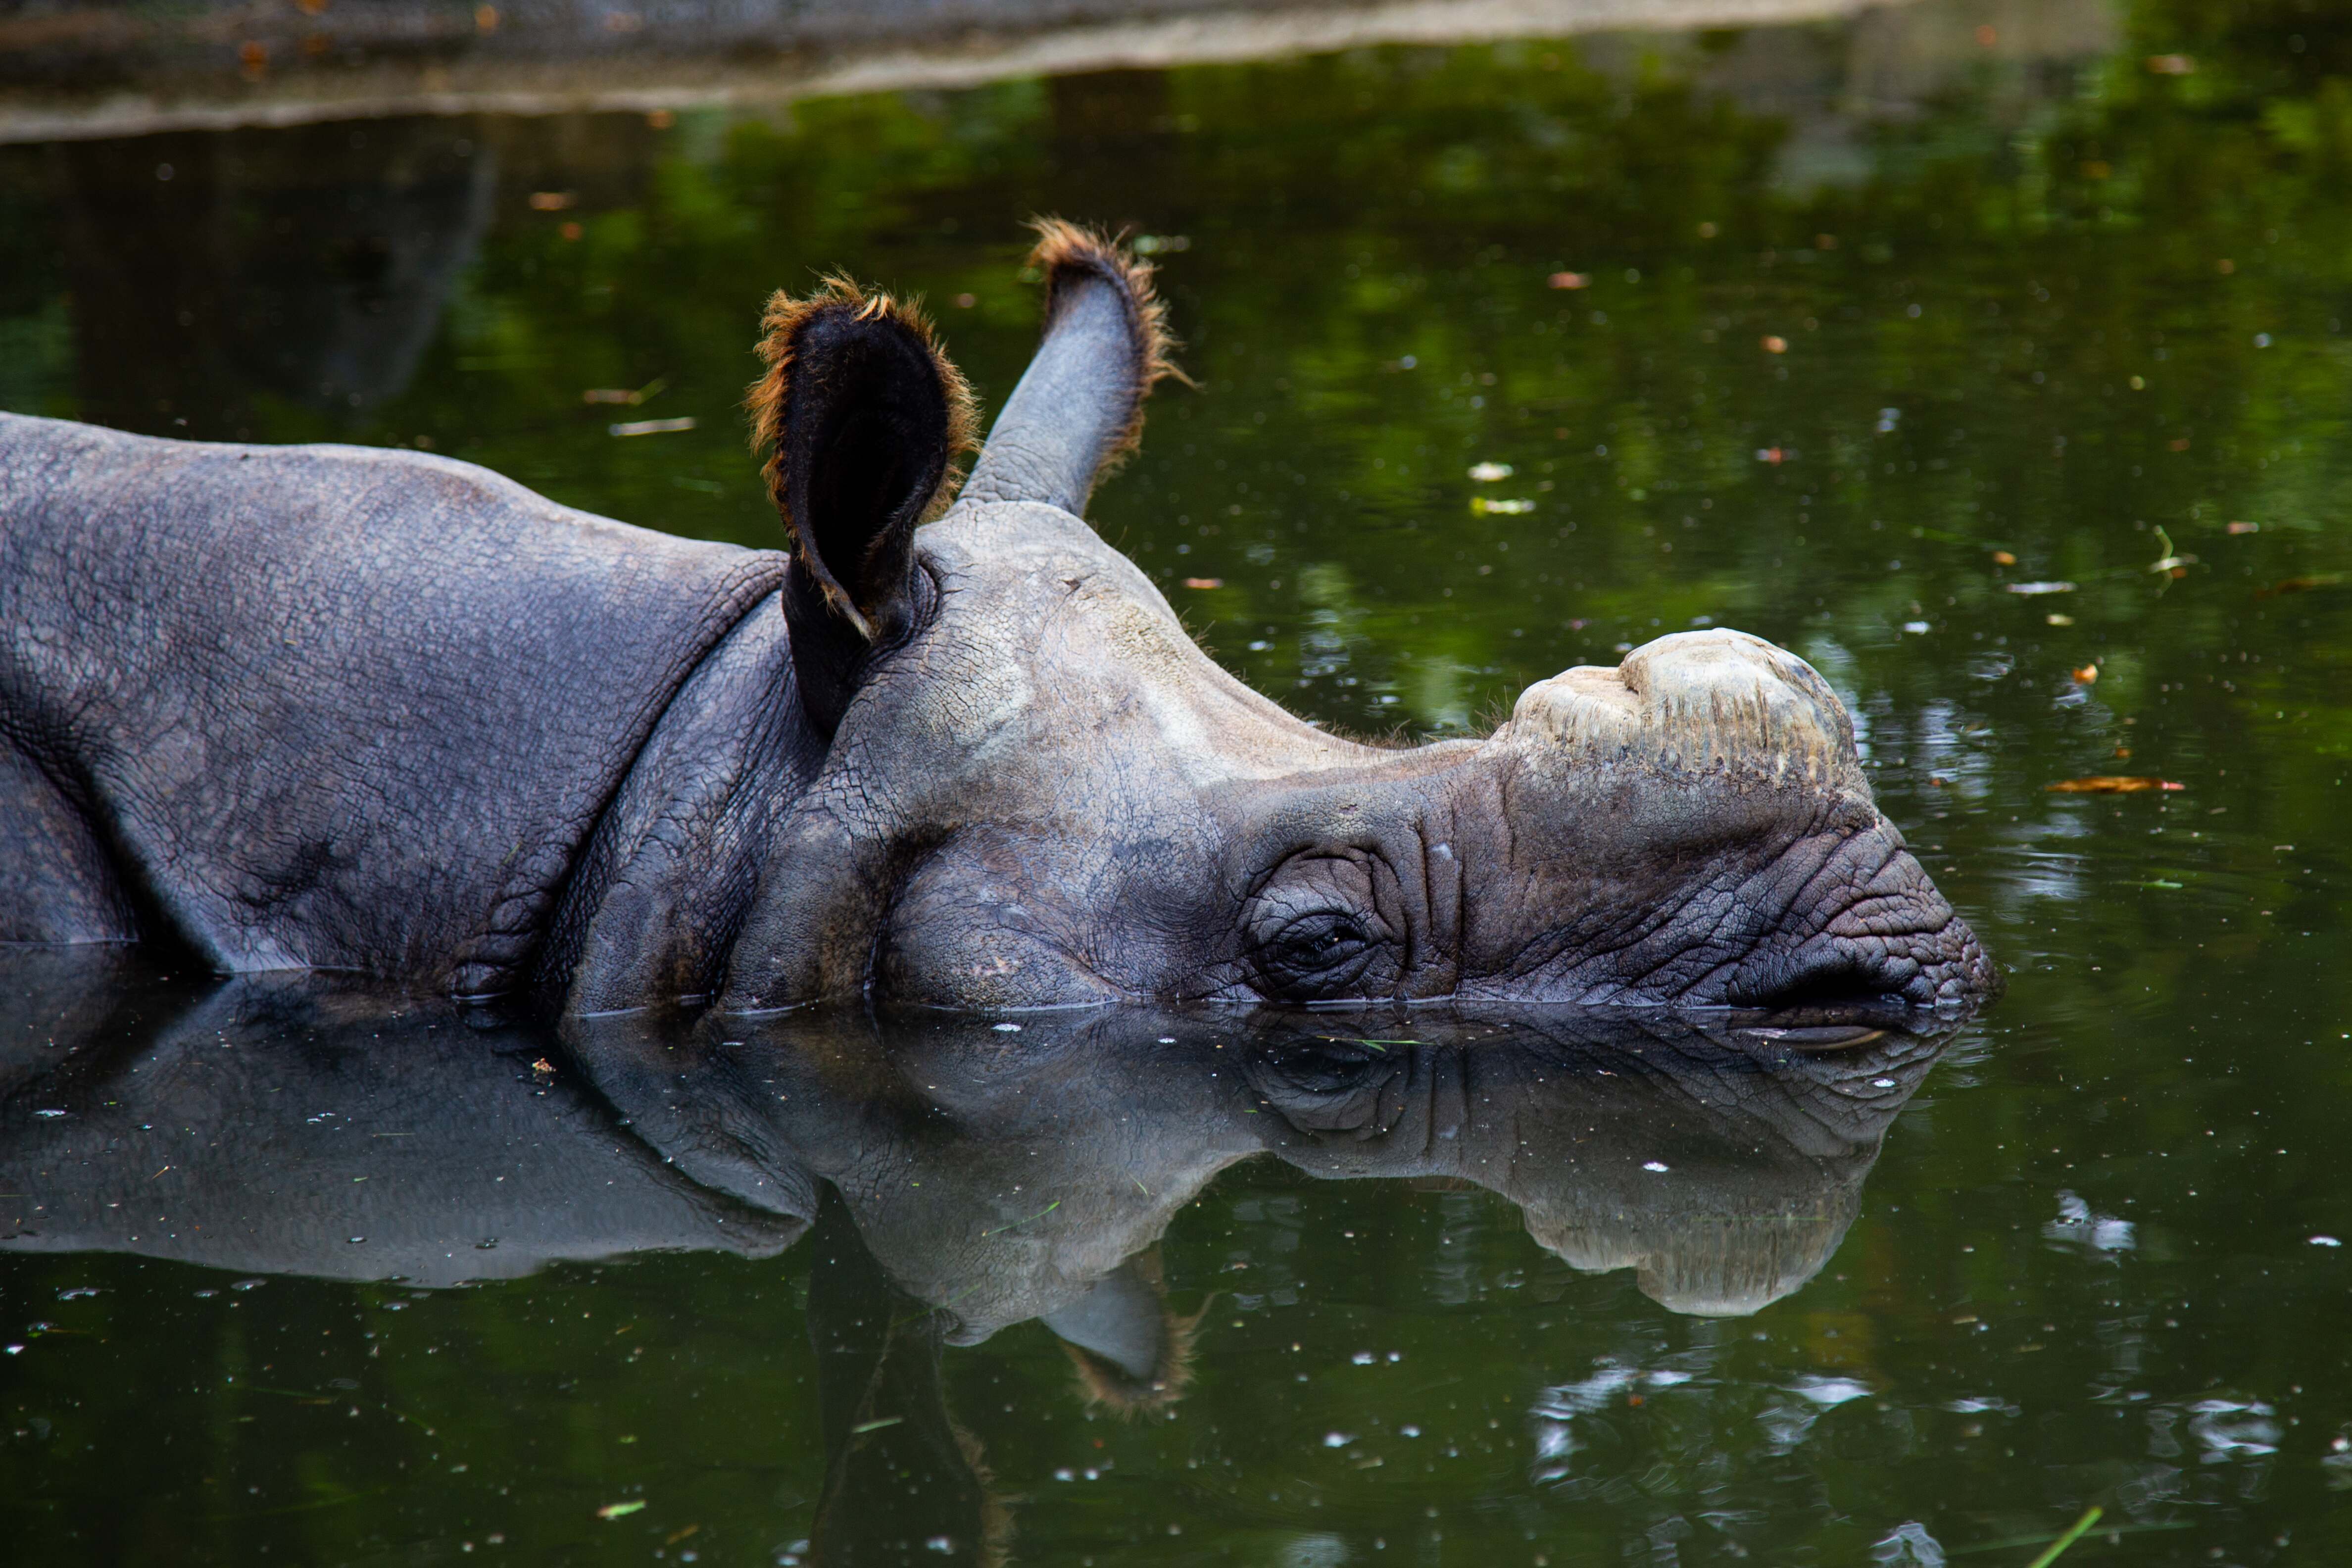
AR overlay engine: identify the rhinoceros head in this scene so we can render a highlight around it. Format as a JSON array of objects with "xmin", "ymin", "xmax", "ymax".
[{"xmin": 723, "ymin": 222, "xmax": 1994, "ymax": 1015}]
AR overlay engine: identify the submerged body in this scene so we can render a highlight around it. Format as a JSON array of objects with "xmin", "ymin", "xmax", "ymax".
[{"xmin": 0, "ymin": 225, "xmax": 1993, "ymax": 1015}]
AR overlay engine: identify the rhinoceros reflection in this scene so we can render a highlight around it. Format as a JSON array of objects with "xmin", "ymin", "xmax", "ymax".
[
  {"xmin": 1, "ymin": 952, "xmax": 1958, "ymax": 1562},
  {"xmin": 1, "ymin": 953, "xmax": 1951, "ymax": 1319},
  {"xmin": 563, "ymin": 1003, "xmax": 1946, "ymax": 1353},
  {"xmin": 0, "ymin": 951, "xmax": 804, "ymax": 1283}
]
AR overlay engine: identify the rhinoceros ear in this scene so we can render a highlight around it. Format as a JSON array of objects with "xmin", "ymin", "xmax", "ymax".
[
  {"xmin": 961, "ymin": 219, "xmax": 1179, "ymax": 517},
  {"xmin": 748, "ymin": 277, "xmax": 976, "ymax": 724}
]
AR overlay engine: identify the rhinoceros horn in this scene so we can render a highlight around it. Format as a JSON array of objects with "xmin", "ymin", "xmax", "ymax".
[{"xmin": 1495, "ymin": 628, "xmax": 1875, "ymax": 802}]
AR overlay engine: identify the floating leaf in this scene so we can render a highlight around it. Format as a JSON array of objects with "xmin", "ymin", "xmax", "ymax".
[
  {"xmin": 596, "ymin": 1501, "xmax": 646, "ymax": 1520},
  {"xmin": 1760, "ymin": 335, "xmax": 1788, "ymax": 354},
  {"xmin": 2046, "ymin": 777, "xmax": 2184, "ymax": 793},
  {"xmin": 1546, "ymin": 271, "xmax": 1588, "ymax": 290},
  {"xmin": 1180, "ymin": 576, "xmax": 1223, "ymax": 589},
  {"xmin": 1992, "ymin": 549, "xmax": 2018, "ymax": 566},
  {"xmin": 2071, "ymin": 665, "xmax": 2098, "ymax": 684},
  {"xmin": 2256, "ymin": 574, "xmax": 2345, "ymax": 598}
]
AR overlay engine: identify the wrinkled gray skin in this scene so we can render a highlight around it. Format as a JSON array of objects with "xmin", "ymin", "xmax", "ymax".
[{"xmin": 0, "ymin": 239, "xmax": 1993, "ymax": 1014}]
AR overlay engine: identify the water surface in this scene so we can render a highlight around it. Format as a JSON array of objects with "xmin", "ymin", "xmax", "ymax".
[{"xmin": 5, "ymin": 1, "xmax": 2352, "ymax": 1562}]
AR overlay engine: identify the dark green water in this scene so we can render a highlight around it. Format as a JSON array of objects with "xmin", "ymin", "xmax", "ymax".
[{"xmin": 7, "ymin": 0, "xmax": 2352, "ymax": 1562}]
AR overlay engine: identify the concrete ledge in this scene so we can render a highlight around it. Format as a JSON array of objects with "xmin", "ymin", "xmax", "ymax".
[{"xmin": 0, "ymin": 0, "xmax": 1930, "ymax": 143}]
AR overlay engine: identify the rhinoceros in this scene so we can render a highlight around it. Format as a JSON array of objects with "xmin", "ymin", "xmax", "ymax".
[{"xmin": 0, "ymin": 223, "xmax": 1993, "ymax": 1015}]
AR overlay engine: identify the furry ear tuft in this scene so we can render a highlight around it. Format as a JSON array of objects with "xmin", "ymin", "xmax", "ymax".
[
  {"xmin": 744, "ymin": 276, "xmax": 978, "ymax": 637},
  {"xmin": 1023, "ymin": 218, "xmax": 1182, "ymax": 475},
  {"xmin": 1059, "ymin": 1265, "xmax": 1210, "ymax": 1420}
]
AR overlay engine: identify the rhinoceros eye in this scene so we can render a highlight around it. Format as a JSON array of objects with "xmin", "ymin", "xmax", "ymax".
[
  {"xmin": 1247, "ymin": 863, "xmax": 1393, "ymax": 998},
  {"xmin": 1271, "ymin": 912, "xmax": 1371, "ymax": 974}
]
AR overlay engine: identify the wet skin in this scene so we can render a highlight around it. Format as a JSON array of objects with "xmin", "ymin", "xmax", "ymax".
[{"xmin": 0, "ymin": 228, "xmax": 1990, "ymax": 1015}]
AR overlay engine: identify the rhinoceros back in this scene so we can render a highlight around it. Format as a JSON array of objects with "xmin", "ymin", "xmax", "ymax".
[{"xmin": 0, "ymin": 413, "xmax": 787, "ymax": 993}]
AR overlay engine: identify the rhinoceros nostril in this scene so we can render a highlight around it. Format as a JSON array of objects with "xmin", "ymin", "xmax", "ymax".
[{"xmin": 1731, "ymin": 954, "xmax": 1918, "ymax": 1013}]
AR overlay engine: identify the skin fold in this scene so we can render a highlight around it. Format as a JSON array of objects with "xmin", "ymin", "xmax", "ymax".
[{"xmin": 0, "ymin": 223, "xmax": 1993, "ymax": 1016}]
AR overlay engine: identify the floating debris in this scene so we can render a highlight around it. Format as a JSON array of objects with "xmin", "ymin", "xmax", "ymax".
[
  {"xmin": 2148, "ymin": 527, "xmax": 2196, "ymax": 573},
  {"xmin": 2006, "ymin": 581, "xmax": 2076, "ymax": 595},
  {"xmin": 2046, "ymin": 777, "xmax": 2184, "ymax": 793},
  {"xmin": 2072, "ymin": 665, "xmax": 2099, "ymax": 684},
  {"xmin": 1467, "ymin": 461, "xmax": 1514, "ymax": 482},
  {"xmin": 1760, "ymin": 335, "xmax": 1788, "ymax": 354},
  {"xmin": 1130, "ymin": 234, "xmax": 1190, "ymax": 254},
  {"xmin": 596, "ymin": 1501, "xmax": 646, "ymax": 1520},
  {"xmin": 2145, "ymin": 53, "xmax": 2196, "ymax": 74},
  {"xmin": 2226, "ymin": 520, "xmax": 2259, "ymax": 535},
  {"xmin": 1992, "ymin": 549, "xmax": 2017, "ymax": 565},
  {"xmin": 1472, "ymin": 497, "xmax": 1535, "ymax": 515},
  {"xmin": 1180, "ymin": 576, "xmax": 1223, "ymax": 589},
  {"xmin": 583, "ymin": 377, "xmax": 667, "ymax": 406},
  {"xmin": 2257, "ymin": 574, "xmax": 2345, "ymax": 598},
  {"xmin": 2046, "ymin": 613, "xmax": 2075, "ymax": 626},
  {"xmin": 1546, "ymin": 271, "xmax": 1589, "ymax": 290},
  {"xmin": 609, "ymin": 417, "xmax": 695, "ymax": 438},
  {"xmin": 2026, "ymin": 1505, "xmax": 2106, "ymax": 1568},
  {"xmin": 528, "ymin": 191, "xmax": 576, "ymax": 211}
]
